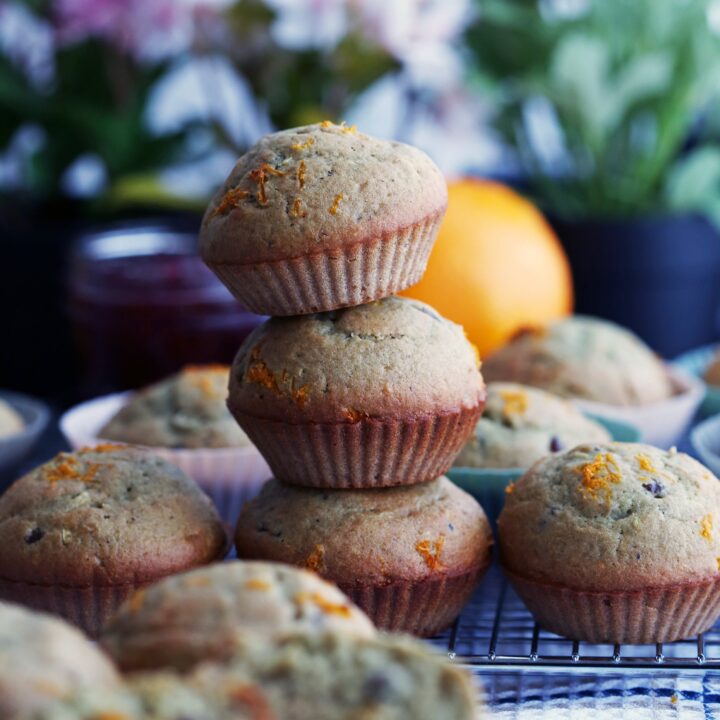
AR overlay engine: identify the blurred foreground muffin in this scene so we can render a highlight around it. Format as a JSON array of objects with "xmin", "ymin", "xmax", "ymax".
[
  {"xmin": 704, "ymin": 349, "xmax": 720, "ymax": 386},
  {"xmin": 235, "ymin": 476, "xmax": 492, "ymax": 636},
  {"xmin": 0, "ymin": 447, "xmax": 227, "ymax": 636},
  {"xmin": 0, "ymin": 399, "xmax": 23, "ymax": 438},
  {"xmin": 499, "ymin": 442, "xmax": 720, "ymax": 643},
  {"xmin": 101, "ymin": 560, "xmax": 374, "ymax": 673},
  {"xmin": 483, "ymin": 316, "xmax": 673, "ymax": 405},
  {"xmin": 200, "ymin": 121, "xmax": 448, "ymax": 316},
  {"xmin": 44, "ymin": 633, "xmax": 479, "ymax": 720},
  {"xmin": 0, "ymin": 601, "xmax": 119, "ymax": 720},
  {"xmin": 100, "ymin": 365, "xmax": 249, "ymax": 449},
  {"xmin": 228, "ymin": 296, "xmax": 485, "ymax": 488},
  {"xmin": 455, "ymin": 382, "xmax": 611, "ymax": 468}
]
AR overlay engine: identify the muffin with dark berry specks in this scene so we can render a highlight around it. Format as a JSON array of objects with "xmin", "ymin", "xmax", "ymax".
[
  {"xmin": 235, "ymin": 476, "xmax": 492, "ymax": 636},
  {"xmin": 499, "ymin": 442, "xmax": 720, "ymax": 643},
  {"xmin": 101, "ymin": 561, "xmax": 375, "ymax": 673},
  {"xmin": 227, "ymin": 296, "xmax": 485, "ymax": 489},
  {"xmin": 200, "ymin": 122, "xmax": 448, "ymax": 316},
  {"xmin": 455, "ymin": 382, "xmax": 611, "ymax": 469},
  {"xmin": 0, "ymin": 447, "xmax": 227, "ymax": 636}
]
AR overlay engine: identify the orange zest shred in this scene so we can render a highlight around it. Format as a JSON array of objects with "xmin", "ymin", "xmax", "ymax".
[
  {"xmin": 45, "ymin": 454, "xmax": 100, "ymax": 485},
  {"xmin": 340, "ymin": 122, "xmax": 357, "ymax": 134},
  {"xmin": 291, "ymin": 197, "xmax": 307, "ymax": 218},
  {"xmin": 320, "ymin": 120, "xmax": 333, "ymax": 128},
  {"xmin": 249, "ymin": 163, "xmax": 287, "ymax": 206},
  {"xmin": 328, "ymin": 192, "xmax": 344, "ymax": 215},
  {"xmin": 292, "ymin": 385, "xmax": 310, "ymax": 409},
  {"xmin": 343, "ymin": 407, "xmax": 368, "ymax": 423},
  {"xmin": 305, "ymin": 544, "xmax": 326, "ymax": 573},
  {"xmin": 212, "ymin": 187, "xmax": 249, "ymax": 216},
  {"xmin": 635, "ymin": 453, "xmax": 657, "ymax": 473},
  {"xmin": 499, "ymin": 390, "xmax": 528, "ymax": 416},
  {"xmin": 291, "ymin": 137, "xmax": 315, "ymax": 151},
  {"xmin": 415, "ymin": 536, "xmax": 445, "ymax": 571},
  {"xmin": 505, "ymin": 482, "xmax": 515, "ymax": 495},
  {"xmin": 295, "ymin": 591, "xmax": 353, "ymax": 618},
  {"xmin": 129, "ymin": 589, "xmax": 146, "ymax": 614},
  {"xmin": 297, "ymin": 160, "xmax": 306, "ymax": 189},
  {"xmin": 80, "ymin": 443, "xmax": 124, "ymax": 454},
  {"xmin": 245, "ymin": 360, "xmax": 280, "ymax": 394},
  {"xmin": 245, "ymin": 578, "xmax": 271, "ymax": 591},
  {"xmin": 577, "ymin": 453, "xmax": 622, "ymax": 502},
  {"xmin": 670, "ymin": 694, "xmax": 678, "ymax": 705},
  {"xmin": 701, "ymin": 514, "xmax": 713, "ymax": 542},
  {"xmin": 229, "ymin": 684, "xmax": 274, "ymax": 718}
]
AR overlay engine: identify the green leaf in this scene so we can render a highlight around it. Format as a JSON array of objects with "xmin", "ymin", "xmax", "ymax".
[{"xmin": 666, "ymin": 147, "xmax": 720, "ymax": 212}]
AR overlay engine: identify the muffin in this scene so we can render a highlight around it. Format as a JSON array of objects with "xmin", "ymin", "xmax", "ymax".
[
  {"xmin": 45, "ymin": 634, "xmax": 479, "ymax": 720},
  {"xmin": 455, "ymin": 382, "xmax": 611, "ymax": 468},
  {"xmin": 0, "ymin": 399, "xmax": 23, "ymax": 439},
  {"xmin": 235, "ymin": 476, "xmax": 492, "ymax": 635},
  {"xmin": 200, "ymin": 121, "xmax": 448, "ymax": 316},
  {"xmin": 228, "ymin": 296, "xmax": 485, "ymax": 488},
  {"xmin": 100, "ymin": 365, "xmax": 249, "ymax": 449},
  {"xmin": 499, "ymin": 442, "xmax": 720, "ymax": 643},
  {"xmin": 101, "ymin": 560, "xmax": 375, "ymax": 673},
  {"xmin": 0, "ymin": 447, "xmax": 227, "ymax": 636},
  {"xmin": 0, "ymin": 601, "xmax": 119, "ymax": 720},
  {"xmin": 483, "ymin": 316, "xmax": 673, "ymax": 405}
]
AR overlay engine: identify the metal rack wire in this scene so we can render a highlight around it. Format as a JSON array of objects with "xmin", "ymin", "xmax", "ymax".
[{"xmin": 431, "ymin": 566, "xmax": 720, "ymax": 671}]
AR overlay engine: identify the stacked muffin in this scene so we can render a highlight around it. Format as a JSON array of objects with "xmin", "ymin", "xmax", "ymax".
[{"xmin": 199, "ymin": 122, "xmax": 493, "ymax": 635}]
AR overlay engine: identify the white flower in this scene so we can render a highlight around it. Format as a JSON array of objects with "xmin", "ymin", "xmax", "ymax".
[
  {"xmin": 266, "ymin": 0, "xmax": 349, "ymax": 49},
  {"xmin": 60, "ymin": 153, "xmax": 108, "ymax": 198},
  {"xmin": 0, "ymin": 3, "xmax": 55, "ymax": 88}
]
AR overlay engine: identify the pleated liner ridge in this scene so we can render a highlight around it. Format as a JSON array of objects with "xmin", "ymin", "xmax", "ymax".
[
  {"xmin": 505, "ymin": 569, "xmax": 720, "ymax": 644},
  {"xmin": 0, "ymin": 577, "xmax": 138, "ymax": 638},
  {"xmin": 342, "ymin": 563, "xmax": 490, "ymax": 637},
  {"xmin": 232, "ymin": 404, "xmax": 482, "ymax": 489},
  {"xmin": 208, "ymin": 210, "xmax": 444, "ymax": 316}
]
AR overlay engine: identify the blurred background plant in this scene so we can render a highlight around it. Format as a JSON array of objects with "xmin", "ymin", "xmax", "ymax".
[
  {"xmin": 0, "ymin": 0, "xmax": 485, "ymax": 216},
  {"xmin": 467, "ymin": 0, "xmax": 720, "ymax": 223}
]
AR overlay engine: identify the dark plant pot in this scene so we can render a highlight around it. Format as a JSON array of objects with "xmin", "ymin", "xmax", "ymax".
[{"xmin": 551, "ymin": 214, "xmax": 720, "ymax": 358}]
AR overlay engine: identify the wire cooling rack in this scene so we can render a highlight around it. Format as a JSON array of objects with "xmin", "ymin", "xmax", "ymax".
[{"xmin": 430, "ymin": 566, "xmax": 720, "ymax": 672}]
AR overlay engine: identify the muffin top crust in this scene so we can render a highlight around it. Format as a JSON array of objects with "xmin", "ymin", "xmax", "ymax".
[
  {"xmin": 235, "ymin": 476, "xmax": 492, "ymax": 587},
  {"xmin": 228, "ymin": 296, "xmax": 485, "ymax": 423},
  {"xmin": 499, "ymin": 442, "xmax": 720, "ymax": 591},
  {"xmin": 100, "ymin": 365, "xmax": 250, "ymax": 449},
  {"xmin": 482, "ymin": 316, "xmax": 673, "ymax": 405},
  {"xmin": 0, "ymin": 447, "xmax": 226, "ymax": 586},
  {"xmin": 200, "ymin": 122, "xmax": 447, "ymax": 265},
  {"xmin": 455, "ymin": 382, "xmax": 611, "ymax": 468}
]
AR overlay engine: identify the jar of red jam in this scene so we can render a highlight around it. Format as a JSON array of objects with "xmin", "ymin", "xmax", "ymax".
[{"xmin": 68, "ymin": 222, "xmax": 263, "ymax": 396}]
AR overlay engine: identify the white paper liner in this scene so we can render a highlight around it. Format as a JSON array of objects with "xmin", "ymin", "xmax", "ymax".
[
  {"xmin": 60, "ymin": 393, "xmax": 271, "ymax": 525},
  {"xmin": 572, "ymin": 365, "xmax": 703, "ymax": 448}
]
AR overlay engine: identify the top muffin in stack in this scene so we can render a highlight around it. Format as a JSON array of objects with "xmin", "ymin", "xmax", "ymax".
[{"xmin": 200, "ymin": 121, "xmax": 448, "ymax": 317}]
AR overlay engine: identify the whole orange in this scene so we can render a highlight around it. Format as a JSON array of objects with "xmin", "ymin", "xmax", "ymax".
[{"xmin": 402, "ymin": 179, "xmax": 573, "ymax": 357}]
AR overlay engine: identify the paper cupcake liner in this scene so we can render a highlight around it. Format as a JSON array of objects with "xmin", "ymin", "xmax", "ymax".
[
  {"xmin": 207, "ymin": 210, "xmax": 444, "ymax": 317},
  {"xmin": 342, "ymin": 564, "xmax": 490, "ymax": 637},
  {"xmin": 505, "ymin": 569, "xmax": 720, "ymax": 644},
  {"xmin": 60, "ymin": 394, "xmax": 272, "ymax": 526},
  {"xmin": 232, "ymin": 404, "xmax": 483, "ymax": 489},
  {"xmin": 0, "ymin": 577, "xmax": 139, "ymax": 638}
]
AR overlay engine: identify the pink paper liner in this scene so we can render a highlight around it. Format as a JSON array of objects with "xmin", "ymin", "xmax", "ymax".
[
  {"xmin": 206, "ymin": 210, "xmax": 444, "ymax": 316},
  {"xmin": 231, "ymin": 405, "xmax": 483, "ymax": 489}
]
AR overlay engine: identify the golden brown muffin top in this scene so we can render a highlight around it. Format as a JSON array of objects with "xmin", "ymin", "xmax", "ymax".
[
  {"xmin": 482, "ymin": 316, "xmax": 673, "ymax": 405},
  {"xmin": 499, "ymin": 442, "xmax": 720, "ymax": 591},
  {"xmin": 0, "ymin": 601, "xmax": 120, "ymax": 720},
  {"xmin": 200, "ymin": 122, "xmax": 447, "ymax": 265},
  {"xmin": 455, "ymin": 382, "xmax": 611, "ymax": 469},
  {"xmin": 228, "ymin": 296, "xmax": 485, "ymax": 424},
  {"xmin": 100, "ymin": 561, "xmax": 375, "ymax": 674},
  {"xmin": 100, "ymin": 365, "xmax": 250, "ymax": 449},
  {"xmin": 235, "ymin": 477, "xmax": 492, "ymax": 587},
  {"xmin": 0, "ymin": 447, "xmax": 226, "ymax": 587}
]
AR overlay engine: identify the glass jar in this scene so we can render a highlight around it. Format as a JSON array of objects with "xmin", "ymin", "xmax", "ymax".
[{"xmin": 67, "ymin": 222, "xmax": 263, "ymax": 396}]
